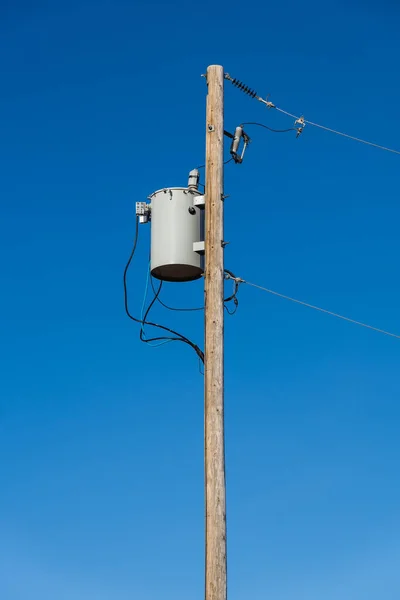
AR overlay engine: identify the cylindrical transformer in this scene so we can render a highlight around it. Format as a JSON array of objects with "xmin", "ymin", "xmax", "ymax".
[{"xmin": 149, "ymin": 187, "xmax": 204, "ymax": 282}]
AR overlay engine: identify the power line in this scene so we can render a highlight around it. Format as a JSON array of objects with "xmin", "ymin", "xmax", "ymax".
[
  {"xmin": 241, "ymin": 122, "xmax": 295, "ymax": 134},
  {"xmin": 150, "ymin": 274, "xmax": 203, "ymax": 312},
  {"xmin": 197, "ymin": 156, "xmax": 234, "ymax": 171},
  {"xmin": 277, "ymin": 107, "xmax": 400, "ymax": 154},
  {"xmin": 150, "ymin": 270, "xmax": 241, "ymax": 314},
  {"xmin": 239, "ymin": 278, "xmax": 400, "ymax": 340},
  {"xmin": 140, "ymin": 266, "xmax": 173, "ymax": 347},
  {"xmin": 124, "ymin": 224, "xmax": 239, "ymax": 361},
  {"xmin": 123, "ymin": 217, "xmax": 204, "ymax": 362},
  {"xmin": 225, "ymin": 73, "xmax": 400, "ymax": 156}
]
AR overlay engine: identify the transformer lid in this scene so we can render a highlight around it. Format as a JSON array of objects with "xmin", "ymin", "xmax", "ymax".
[{"xmin": 148, "ymin": 187, "xmax": 202, "ymax": 199}]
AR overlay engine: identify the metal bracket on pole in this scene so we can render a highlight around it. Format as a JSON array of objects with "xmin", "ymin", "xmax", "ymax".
[
  {"xmin": 193, "ymin": 241, "xmax": 205, "ymax": 255},
  {"xmin": 194, "ymin": 195, "xmax": 205, "ymax": 209}
]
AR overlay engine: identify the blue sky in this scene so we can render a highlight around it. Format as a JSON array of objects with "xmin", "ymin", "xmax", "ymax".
[{"xmin": 1, "ymin": 1, "xmax": 400, "ymax": 598}]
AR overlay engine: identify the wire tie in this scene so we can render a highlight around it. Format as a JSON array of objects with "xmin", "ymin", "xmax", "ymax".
[{"xmin": 265, "ymin": 94, "xmax": 275, "ymax": 109}]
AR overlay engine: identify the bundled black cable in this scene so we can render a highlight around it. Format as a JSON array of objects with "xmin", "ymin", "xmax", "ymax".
[
  {"xmin": 123, "ymin": 217, "xmax": 204, "ymax": 363},
  {"xmin": 150, "ymin": 268, "xmax": 242, "ymax": 316}
]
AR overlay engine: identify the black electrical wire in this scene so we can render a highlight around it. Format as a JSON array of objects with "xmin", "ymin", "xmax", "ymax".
[
  {"xmin": 197, "ymin": 156, "xmax": 234, "ymax": 192},
  {"xmin": 224, "ymin": 301, "xmax": 238, "ymax": 316},
  {"xmin": 224, "ymin": 269, "xmax": 242, "ymax": 304},
  {"xmin": 151, "ymin": 269, "xmax": 241, "ymax": 315},
  {"xmin": 150, "ymin": 275, "xmax": 203, "ymax": 312},
  {"xmin": 140, "ymin": 277, "xmax": 206, "ymax": 356},
  {"xmin": 140, "ymin": 278, "xmax": 188, "ymax": 347},
  {"xmin": 241, "ymin": 121, "xmax": 295, "ymax": 133},
  {"xmin": 123, "ymin": 217, "xmax": 204, "ymax": 362},
  {"xmin": 140, "ymin": 277, "xmax": 165, "ymax": 340},
  {"xmin": 199, "ymin": 359, "xmax": 204, "ymax": 376},
  {"xmin": 196, "ymin": 156, "xmax": 234, "ymax": 170},
  {"xmin": 224, "ymin": 269, "xmax": 241, "ymax": 315}
]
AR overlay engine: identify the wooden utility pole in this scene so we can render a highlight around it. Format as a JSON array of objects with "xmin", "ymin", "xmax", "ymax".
[{"xmin": 204, "ymin": 65, "xmax": 226, "ymax": 600}]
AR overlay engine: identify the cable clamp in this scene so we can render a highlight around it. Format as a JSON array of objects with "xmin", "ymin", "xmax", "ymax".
[
  {"xmin": 294, "ymin": 116, "xmax": 305, "ymax": 138},
  {"xmin": 258, "ymin": 95, "xmax": 276, "ymax": 109},
  {"xmin": 265, "ymin": 94, "xmax": 275, "ymax": 109},
  {"xmin": 224, "ymin": 272, "xmax": 244, "ymax": 284}
]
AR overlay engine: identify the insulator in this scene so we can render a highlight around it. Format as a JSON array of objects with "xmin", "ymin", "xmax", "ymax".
[
  {"xmin": 230, "ymin": 126, "xmax": 243, "ymax": 156},
  {"xmin": 230, "ymin": 78, "xmax": 258, "ymax": 99}
]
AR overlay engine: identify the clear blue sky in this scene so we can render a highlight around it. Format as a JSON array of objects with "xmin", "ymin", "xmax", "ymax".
[{"xmin": 1, "ymin": 1, "xmax": 400, "ymax": 599}]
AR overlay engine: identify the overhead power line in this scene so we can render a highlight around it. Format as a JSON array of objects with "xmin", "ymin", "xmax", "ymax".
[
  {"xmin": 225, "ymin": 274, "xmax": 400, "ymax": 341},
  {"xmin": 241, "ymin": 121, "xmax": 295, "ymax": 134},
  {"xmin": 123, "ymin": 216, "xmax": 204, "ymax": 362},
  {"xmin": 150, "ymin": 269, "xmax": 241, "ymax": 315},
  {"xmin": 225, "ymin": 73, "xmax": 400, "ymax": 156},
  {"xmin": 196, "ymin": 156, "xmax": 233, "ymax": 171}
]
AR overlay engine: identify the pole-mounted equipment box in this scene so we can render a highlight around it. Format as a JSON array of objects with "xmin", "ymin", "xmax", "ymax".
[{"xmin": 136, "ymin": 171, "xmax": 205, "ymax": 283}]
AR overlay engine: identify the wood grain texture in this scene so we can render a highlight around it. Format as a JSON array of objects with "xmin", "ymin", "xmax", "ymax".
[{"xmin": 204, "ymin": 65, "xmax": 226, "ymax": 600}]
